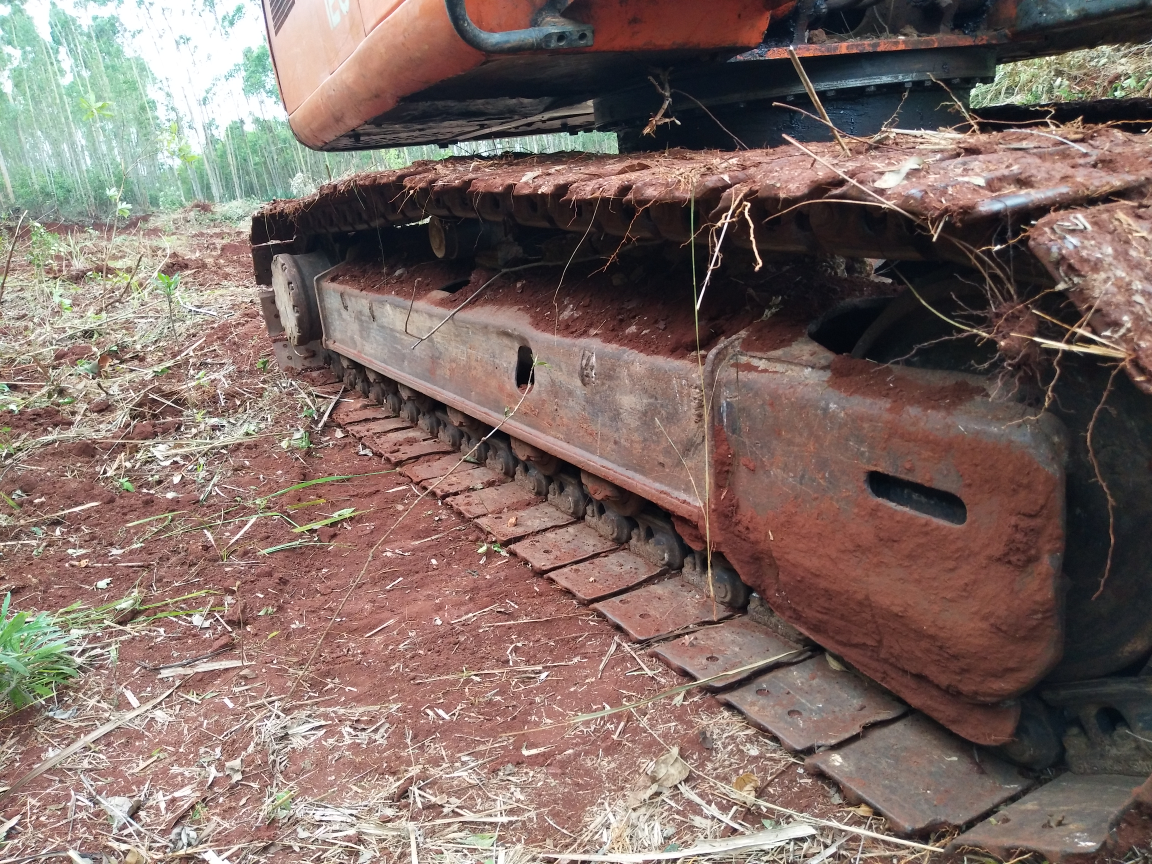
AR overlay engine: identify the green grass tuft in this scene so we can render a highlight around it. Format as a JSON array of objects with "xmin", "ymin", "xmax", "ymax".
[
  {"xmin": 972, "ymin": 42, "xmax": 1152, "ymax": 108},
  {"xmin": 0, "ymin": 593, "xmax": 79, "ymax": 709}
]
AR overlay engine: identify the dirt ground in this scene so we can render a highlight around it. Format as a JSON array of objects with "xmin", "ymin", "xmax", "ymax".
[{"xmin": 0, "ymin": 209, "xmax": 1149, "ymax": 863}]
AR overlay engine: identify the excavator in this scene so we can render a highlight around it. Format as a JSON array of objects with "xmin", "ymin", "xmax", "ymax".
[{"xmin": 250, "ymin": 0, "xmax": 1152, "ymax": 853}]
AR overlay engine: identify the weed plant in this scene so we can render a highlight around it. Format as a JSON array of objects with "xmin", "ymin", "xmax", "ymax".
[
  {"xmin": 0, "ymin": 593, "xmax": 78, "ymax": 709},
  {"xmin": 972, "ymin": 42, "xmax": 1152, "ymax": 107}
]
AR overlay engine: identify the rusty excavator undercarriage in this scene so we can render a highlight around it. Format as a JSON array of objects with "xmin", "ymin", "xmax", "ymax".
[{"xmin": 251, "ymin": 0, "xmax": 1152, "ymax": 853}]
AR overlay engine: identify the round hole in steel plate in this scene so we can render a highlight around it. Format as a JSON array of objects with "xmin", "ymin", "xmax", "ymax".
[
  {"xmin": 756, "ymin": 688, "xmax": 770, "ymax": 697},
  {"xmin": 787, "ymin": 709, "xmax": 802, "ymax": 718},
  {"xmin": 706, "ymin": 655, "xmax": 720, "ymax": 663},
  {"xmin": 638, "ymin": 612, "xmax": 651, "ymax": 619}
]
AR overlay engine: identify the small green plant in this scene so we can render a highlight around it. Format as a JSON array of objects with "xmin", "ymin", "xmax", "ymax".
[
  {"xmin": 27, "ymin": 222, "xmax": 59, "ymax": 276},
  {"xmin": 105, "ymin": 186, "xmax": 131, "ymax": 219},
  {"xmin": 0, "ymin": 594, "xmax": 79, "ymax": 709},
  {"xmin": 116, "ymin": 478, "xmax": 135, "ymax": 492},
  {"xmin": 162, "ymin": 121, "xmax": 201, "ymax": 169},
  {"xmin": 263, "ymin": 789, "xmax": 294, "ymax": 822},
  {"xmin": 156, "ymin": 271, "xmax": 181, "ymax": 332},
  {"xmin": 281, "ymin": 428, "xmax": 310, "ymax": 450},
  {"xmin": 256, "ymin": 357, "xmax": 271, "ymax": 371},
  {"xmin": 80, "ymin": 97, "xmax": 114, "ymax": 121}
]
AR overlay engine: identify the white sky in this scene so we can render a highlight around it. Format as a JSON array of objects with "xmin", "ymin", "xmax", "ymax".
[{"xmin": 13, "ymin": 0, "xmax": 282, "ymax": 144}]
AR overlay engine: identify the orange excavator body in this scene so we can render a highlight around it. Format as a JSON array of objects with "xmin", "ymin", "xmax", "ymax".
[{"xmin": 269, "ymin": 0, "xmax": 788, "ymax": 148}]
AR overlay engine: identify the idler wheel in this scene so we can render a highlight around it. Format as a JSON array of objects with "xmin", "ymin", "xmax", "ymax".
[{"xmin": 270, "ymin": 252, "xmax": 330, "ymax": 345}]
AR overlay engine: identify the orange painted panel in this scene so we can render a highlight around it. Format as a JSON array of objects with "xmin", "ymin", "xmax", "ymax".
[
  {"xmin": 571, "ymin": 0, "xmax": 777, "ymax": 51},
  {"xmin": 267, "ymin": 0, "xmax": 367, "ymax": 115},
  {"xmin": 359, "ymin": 0, "xmax": 407, "ymax": 31},
  {"xmin": 282, "ymin": 0, "xmax": 788, "ymax": 148},
  {"xmin": 361, "ymin": 0, "xmax": 543, "ymax": 32}
]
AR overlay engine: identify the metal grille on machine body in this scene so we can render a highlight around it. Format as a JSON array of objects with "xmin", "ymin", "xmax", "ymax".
[{"xmin": 269, "ymin": 0, "xmax": 294, "ymax": 33}]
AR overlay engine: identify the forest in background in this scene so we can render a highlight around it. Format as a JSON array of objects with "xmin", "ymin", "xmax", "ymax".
[
  {"xmin": 0, "ymin": 0, "xmax": 1147, "ymax": 220},
  {"xmin": 0, "ymin": 0, "xmax": 614, "ymax": 220}
]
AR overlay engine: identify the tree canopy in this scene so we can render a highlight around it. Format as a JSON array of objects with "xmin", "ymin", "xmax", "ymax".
[{"xmin": 0, "ymin": 1, "xmax": 614, "ymax": 218}]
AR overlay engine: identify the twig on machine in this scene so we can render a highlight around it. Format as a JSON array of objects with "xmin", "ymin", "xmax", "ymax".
[
  {"xmin": 1089, "ymin": 364, "xmax": 1121, "ymax": 600},
  {"xmin": 928, "ymin": 73, "xmax": 980, "ymax": 134},
  {"xmin": 643, "ymin": 70, "xmax": 680, "ymax": 137},
  {"xmin": 408, "ymin": 260, "xmax": 565, "ymax": 350},
  {"xmin": 787, "ymin": 48, "xmax": 852, "ymax": 157}
]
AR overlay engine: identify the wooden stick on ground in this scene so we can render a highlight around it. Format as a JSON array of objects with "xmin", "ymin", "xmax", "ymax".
[
  {"xmin": 0, "ymin": 683, "xmax": 180, "ymax": 802},
  {"xmin": 0, "ymin": 211, "xmax": 27, "ymax": 307}
]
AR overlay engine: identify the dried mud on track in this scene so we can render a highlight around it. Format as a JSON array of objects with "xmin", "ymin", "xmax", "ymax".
[{"xmin": 0, "ymin": 210, "xmax": 1149, "ymax": 862}]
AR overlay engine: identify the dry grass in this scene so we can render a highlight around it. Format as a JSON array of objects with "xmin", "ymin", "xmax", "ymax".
[
  {"xmin": 2, "ymin": 659, "xmax": 911, "ymax": 862},
  {"xmin": 972, "ymin": 42, "xmax": 1152, "ymax": 107},
  {"xmin": 0, "ymin": 207, "xmax": 318, "ymax": 522}
]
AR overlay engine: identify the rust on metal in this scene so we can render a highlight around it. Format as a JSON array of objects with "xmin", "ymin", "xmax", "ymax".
[
  {"xmin": 365, "ymin": 427, "xmax": 429, "ymax": 453},
  {"xmin": 475, "ymin": 502, "xmax": 574, "ymax": 543},
  {"xmin": 1030, "ymin": 202, "xmax": 1152, "ymax": 395},
  {"xmin": 345, "ymin": 417, "xmax": 409, "ymax": 438},
  {"xmin": 385, "ymin": 438, "xmax": 454, "ymax": 463},
  {"xmin": 719, "ymin": 656, "xmax": 906, "ymax": 750},
  {"xmin": 314, "ymin": 278, "xmax": 709, "ymax": 522},
  {"xmin": 548, "ymin": 549, "xmax": 666, "ymax": 603},
  {"xmin": 654, "ymin": 618, "xmax": 804, "ymax": 690},
  {"xmin": 592, "ymin": 578, "xmax": 738, "ymax": 641},
  {"xmin": 510, "ymin": 523, "xmax": 619, "ymax": 573},
  {"xmin": 763, "ymin": 34, "xmax": 1009, "ymax": 58},
  {"xmin": 950, "ymin": 774, "xmax": 1141, "ymax": 861},
  {"xmin": 400, "ymin": 453, "xmax": 479, "ymax": 484},
  {"xmin": 447, "ymin": 483, "xmax": 541, "ymax": 519},
  {"xmin": 711, "ymin": 343, "xmax": 1066, "ymax": 746},
  {"xmin": 422, "ymin": 465, "xmax": 503, "ymax": 497},
  {"xmin": 807, "ymin": 713, "xmax": 1032, "ymax": 835},
  {"xmin": 330, "ymin": 404, "xmax": 384, "ymax": 426}
]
